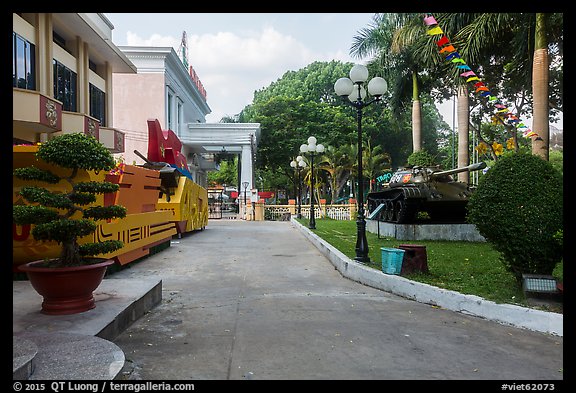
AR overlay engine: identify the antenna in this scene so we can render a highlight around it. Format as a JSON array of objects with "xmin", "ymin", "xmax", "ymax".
[{"xmin": 178, "ymin": 31, "xmax": 189, "ymax": 69}]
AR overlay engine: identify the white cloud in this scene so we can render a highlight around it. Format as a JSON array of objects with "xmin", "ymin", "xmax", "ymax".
[
  {"xmin": 126, "ymin": 31, "xmax": 179, "ymax": 48},
  {"xmin": 122, "ymin": 26, "xmax": 349, "ymax": 122}
]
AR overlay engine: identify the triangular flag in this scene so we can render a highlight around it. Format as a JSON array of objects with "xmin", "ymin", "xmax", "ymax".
[
  {"xmin": 475, "ymin": 86, "xmax": 489, "ymax": 92},
  {"xmin": 439, "ymin": 45, "xmax": 456, "ymax": 54},
  {"xmin": 456, "ymin": 64, "xmax": 471, "ymax": 70},
  {"xmin": 481, "ymin": 91, "xmax": 491, "ymax": 97},
  {"xmin": 497, "ymin": 108, "xmax": 509, "ymax": 113},
  {"xmin": 427, "ymin": 26, "xmax": 444, "ymax": 35},
  {"xmin": 445, "ymin": 52, "xmax": 460, "ymax": 60},
  {"xmin": 466, "ymin": 76, "xmax": 481, "ymax": 82},
  {"xmin": 474, "ymin": 82, "xmax": 486, "ymax": 87},
  {"xmin": 424, "ymin": 15, "xmax": 438, "ymax": 26},
  {"xmin": 451, "ymin": 58, "xmax": 466, "ymax": 64},
  {"xmin": 489, "ymin": 96, "xmax": 498, "ymax": 101},
  {"xmin": 460, "ymin": 71, "xmax": 476, "ymax": 77},
  {"xmin": 436, "ymin": 35, "xmax": 450, "ymax": 47},
  {"xmin": 495, "ymin": 104, "xmax": 507, "ymax": 109}
]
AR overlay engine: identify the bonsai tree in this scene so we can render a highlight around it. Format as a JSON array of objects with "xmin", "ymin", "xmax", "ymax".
[
  {"xmin": 466, "ymin": 152, "xmax": 563, "ymax": 282},
  {"xmin": 13, "ymin": 133, "xmax": 127, "ymax": 267}
]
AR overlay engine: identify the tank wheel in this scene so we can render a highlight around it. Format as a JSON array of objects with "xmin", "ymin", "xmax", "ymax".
[
  {"xmin": 385, "ymin": 200, "xmax": 395, "ymax": 221},
  {"xmin": 395, "ymin": 198, "xmax": 416, "ymax": 224},
  {"xmin": 394, "ymin": 199, "xmax": 405, "ymax": 223}
]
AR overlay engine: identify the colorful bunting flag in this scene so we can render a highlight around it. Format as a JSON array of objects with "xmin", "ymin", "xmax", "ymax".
[
  {"xmin": 424, "ymin": 15, "xmax": 438, "ymax": 26},
  {"xmin": 423, "ymin": 13, "xmax": 539, "ymax": 140},
  {"xmin": 426, "ymin": 26, "xmax": 444, "ymax": 35},
  {"xmin": 436, "ymin": 35, "xmax": 450, "ymax": 46},
  {"xmin": 439, "ymin": 45, "xmax": 456, "ymax": 54}
]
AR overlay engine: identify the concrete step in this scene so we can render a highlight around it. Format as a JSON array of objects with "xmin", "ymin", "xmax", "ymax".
[
  {"xmin": 13, "ymin": 278, "xmax": 162, "ymax": 379},
  {"xmin": 14, "ymin": 332, "xmax": 124, "ymax": 380},
  {"xmin": 13, "ymin": 336, "xmax": 38, "ymax": 380}
]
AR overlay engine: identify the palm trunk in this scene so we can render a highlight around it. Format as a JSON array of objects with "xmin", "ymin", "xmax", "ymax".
[
  {"xmin": 412, "ymin": 71, "xmax": 422, "ymax": 152},
  {"xmin": 457, "ymin": 84, "xmax": 470, "ymax": 183},
  {"xmin": 531, "ymin": 13, "xmax": 549, "ymax": 160}
]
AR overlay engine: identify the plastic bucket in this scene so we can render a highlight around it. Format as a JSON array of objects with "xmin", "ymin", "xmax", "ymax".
[{"xmin": 381, "ymin": 247, "xmax": 405, "ymax": 275}]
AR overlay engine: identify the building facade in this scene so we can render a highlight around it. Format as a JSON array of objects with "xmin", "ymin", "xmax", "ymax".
[
  {"xmin": 112, "ymin": 46, "xmax": 214, "ymax": 186},
  {"xmin": 112, "ymin": 45, "xmax": 260, "ymax": 191},
  {"xmin": 12, "ymin": 13, "xmax": 136, "ymax": 150}
]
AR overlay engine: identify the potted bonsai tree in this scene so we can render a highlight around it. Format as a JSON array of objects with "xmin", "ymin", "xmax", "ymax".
[{"xmin": 13, "ymin": 132, "xmax": 127, "ymax": 315}]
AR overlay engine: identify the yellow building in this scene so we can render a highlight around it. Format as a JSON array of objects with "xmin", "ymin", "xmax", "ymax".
[{"xmin": 13, "ymin": 12, "xmax": 136, "ymax": 148}]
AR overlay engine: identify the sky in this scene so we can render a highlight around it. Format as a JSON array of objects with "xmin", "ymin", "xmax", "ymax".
[
  {"xmin": 105, "ymin": 13, "xmax": 382, "ymax": 123},
  {"xmin": 104, "ymin": 12, "xmax": 561, "ymax": 130}
]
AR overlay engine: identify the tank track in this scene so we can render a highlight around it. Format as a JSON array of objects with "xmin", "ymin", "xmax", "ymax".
[{"xmin": 368, "ymin": 190, "xmax": 420, "ymax": 224}]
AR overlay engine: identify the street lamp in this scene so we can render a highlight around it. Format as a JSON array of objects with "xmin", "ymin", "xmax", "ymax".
[
  {"xmin": 242, "ymin": 181, "xmax": 249, "ymax": 219},
  {"xmin": 291, "ymin": 156, "xmax": 307, "ymax": 219},
  {"xmin": 334, "ymin": 64, "xmax": 387, "ymax": 263},
  {"xmin": 300, "ymin": 136, "xmax": 324, "ymax": 229}
]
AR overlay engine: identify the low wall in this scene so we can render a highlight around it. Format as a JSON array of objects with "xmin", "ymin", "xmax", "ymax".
[{"xmin": 366, "ymin": 219, "xmax": 486, "ymax": 242}]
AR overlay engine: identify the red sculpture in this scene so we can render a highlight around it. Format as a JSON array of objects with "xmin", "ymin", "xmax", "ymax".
[{"xmin": 146, "ymin": 119, "xmax": 188, "ymax": 170}]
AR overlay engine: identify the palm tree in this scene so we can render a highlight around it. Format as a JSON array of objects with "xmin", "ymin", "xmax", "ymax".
[
  {"xmin": 363, "ymin": 142, "xmax": 391, "ymax": 193},
  {"xmin": 532, "ymin": 13, "xmax": 550, "ymax": 160},
  {"xmin": 317, "ymin": 145, "xmax": 349, "ymax": 204},
  {"xmin": 450, "ymin": 13, "xmax": 562, "ymax": 161},
  {"xmin": 351, "ymin": 13, "xmax": 447, "ymax": 154}
]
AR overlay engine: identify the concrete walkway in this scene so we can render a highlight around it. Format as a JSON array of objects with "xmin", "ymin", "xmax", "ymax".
[{"xmin": 107, "ymin": 220, "xmax": 563, "ymax": 380}]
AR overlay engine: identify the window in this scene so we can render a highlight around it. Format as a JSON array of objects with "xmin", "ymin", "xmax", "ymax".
[
  {"xmin": 53, "ymin": 59, "xmax": 77, "ymax": 111},
  {"xmin": 13, "ymin": 32, "xmax": 36, "ymax": 90},
  {"xmin": 167, "ymin": 91, "xmax": 173, "ymax": 130},
  {"xmin": 89, "ymin": 60, "xmax": 97, "ymax": 73},
  {"xmin": 177, "ymin": 101, "xmax": 183, "ymax": 136},
  {"xmin": 89, "ymin": 83, "xmax": 106, "ymax": 126}
]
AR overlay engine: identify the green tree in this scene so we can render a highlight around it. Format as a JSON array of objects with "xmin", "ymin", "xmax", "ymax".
[
  {"xmin": 207, "ymin": 156, "xmax": 238, "ymax": 187},
  {"xmin": 351, "ymin": 13, "xmax": 447, "ymax": 154},
  {"xmin": 467, "ymin": 152, "xmax": 563, "ymax": 281},
  {"xmin": 438, "ymin": 13, "xmax": 563, "ymax": 161}
]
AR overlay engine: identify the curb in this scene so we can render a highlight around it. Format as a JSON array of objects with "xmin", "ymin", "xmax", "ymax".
[{"xmin": 291, "ymin": 218, "xmax": 563, "ymax": 337}]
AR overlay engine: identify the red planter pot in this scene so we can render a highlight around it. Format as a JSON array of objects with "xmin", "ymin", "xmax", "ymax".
[{"xmin": 18, "ymin": 259, "xmax": 114, "ymax": 315}]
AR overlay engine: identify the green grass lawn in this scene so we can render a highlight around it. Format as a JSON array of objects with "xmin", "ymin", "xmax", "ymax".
[{"xmin": 297, "ymin": 218, "xmax": 528, "ymax": 307}]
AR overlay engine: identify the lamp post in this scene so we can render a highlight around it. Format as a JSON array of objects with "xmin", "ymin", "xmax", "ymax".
[
  {"xmin": 242, "ymin": 181, "xmax": 249, "ymax": 219},
  {"xmin": 334, "ymin": 64, "xmax": 387, "ymax": 263},
  {"xmin": 291, "ymin": 156, "xmax": 307, "ymax": 219},
  {"xmin": 300, "ymin": 136, "xmax": 324, "ymax": 229}
]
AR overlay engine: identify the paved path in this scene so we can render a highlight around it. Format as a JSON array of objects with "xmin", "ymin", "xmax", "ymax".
[{"xmin": 110, "ymin": 220, "xmax": 563, "ymax": 380}]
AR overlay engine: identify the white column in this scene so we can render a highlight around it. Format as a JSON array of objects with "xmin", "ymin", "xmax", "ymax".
[
  {"xmin": 240, "ymin": 144, "xmax": 253, "ymax": 219},
  {"xmin": 240, "ymin": 144, "xmax": 253, "ymax": 191}
]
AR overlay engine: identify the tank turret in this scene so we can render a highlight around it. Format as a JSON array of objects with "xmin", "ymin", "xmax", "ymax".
[
  {"xmin": 134, "ymin": 149, "xmax": 180, "ymax": 200},
  {"xmin": 367, "ymin": 162, "xmax": 486, "ymax": 224}
]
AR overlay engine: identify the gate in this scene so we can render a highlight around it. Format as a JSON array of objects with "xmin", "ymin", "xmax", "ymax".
[{"xmin": 208, "ymin": 189, "xmax": 223, "ymax": 219}]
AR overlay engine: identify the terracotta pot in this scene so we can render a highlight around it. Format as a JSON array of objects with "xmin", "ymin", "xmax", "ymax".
[{"xmin": 18, "ymin": 259, "xmax": 114, "ymax": 315}]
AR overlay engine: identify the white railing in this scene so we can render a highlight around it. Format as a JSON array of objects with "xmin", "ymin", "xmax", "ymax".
[
  {"xmin": 325, "ymin": 205, "xmax": 351, "ymax": 220},
  {"xmin": 263, "ymin": 204, "xmax": 356, "ymax": 221},
  {"xmin": 265, "ymin": 205, "xmax": 292, "ymax": 221}
]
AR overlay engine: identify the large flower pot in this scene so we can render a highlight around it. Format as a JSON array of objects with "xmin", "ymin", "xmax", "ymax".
[{"xmin": 18, "ymin": 259, "xmax": 114, "ymax": 315}]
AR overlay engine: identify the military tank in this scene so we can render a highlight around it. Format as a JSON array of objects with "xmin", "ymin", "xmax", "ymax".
[{"xmin": 367, "ymin": 161, "xmax": 486, "ymax": 224}]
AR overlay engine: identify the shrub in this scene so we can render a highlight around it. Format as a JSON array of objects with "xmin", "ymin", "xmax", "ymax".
[
  {"xmin": 466, "ymin": 152, "xmax": 563, "ymax": 282},
  {"xmin": 13, "ymin": 133, "xmax": 127, "ymax": 267},
  {"xmin": 406, "ymin": 149, "xmax": 437, "ymax": 167}
]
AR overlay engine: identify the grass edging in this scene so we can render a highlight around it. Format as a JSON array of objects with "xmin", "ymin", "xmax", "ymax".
[{"xmin": 290, "ymin": 217, "xmax": 563, "ymax": 337}]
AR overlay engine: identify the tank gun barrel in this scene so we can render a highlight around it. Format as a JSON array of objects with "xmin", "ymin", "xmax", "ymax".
[
  {"xmin": 134, "ymin": 150, "xmax": 171, "ymax": 169},
  {"xmin": 134, "ymin": 149, "xmax": 154, "ymax": 166},
  {"xmin": 432, "ymin": 162, "xmax": 486, "ymax": 178}
]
